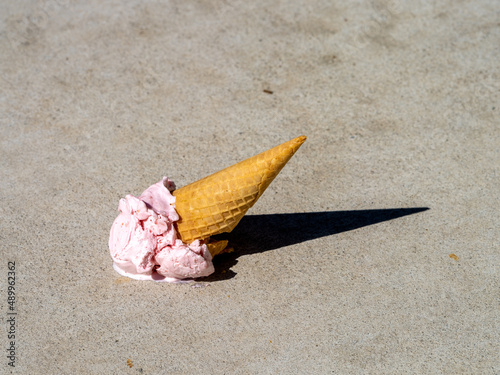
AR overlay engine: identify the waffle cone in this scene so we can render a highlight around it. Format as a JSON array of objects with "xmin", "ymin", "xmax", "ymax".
[
  {"xmin": 206, "ymin": 240, "xmax": 230, "ymax": 257},
  {"xmin": 173, "ymin": 135, "xmax": 306, "ymax": 246}
]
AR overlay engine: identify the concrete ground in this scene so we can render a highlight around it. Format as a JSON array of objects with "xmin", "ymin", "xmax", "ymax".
[{"xmin": 1, "ymin": 0, "xmax": 498, "ymax": 374}]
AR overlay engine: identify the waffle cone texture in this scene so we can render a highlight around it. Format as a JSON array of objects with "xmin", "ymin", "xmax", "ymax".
[{"xmin": 173, "ymin": 136, "xmax": 306, "ymax": 245}]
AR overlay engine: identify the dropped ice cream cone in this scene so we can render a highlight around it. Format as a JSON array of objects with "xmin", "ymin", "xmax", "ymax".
[
  {"xmin": 109, "ymin": 135, "xmax": 306, "ymax": 281},
  {"xmin": 173, "ymin": 135, "xmax": 307, "ymax": 251}
]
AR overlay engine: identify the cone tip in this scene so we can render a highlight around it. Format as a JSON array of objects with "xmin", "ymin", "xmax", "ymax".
[
  {"xmin": 295, "ymin": 135, "xmax": 307, "ymax": 143},
  {"xmin": 289, "ymin": 135, "xmax": 307, "ymax": 151}
]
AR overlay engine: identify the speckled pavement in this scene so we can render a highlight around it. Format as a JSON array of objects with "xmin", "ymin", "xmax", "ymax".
[{"xmin": 1, "ymin": 1, "xmax": 498, "ymax": 374}]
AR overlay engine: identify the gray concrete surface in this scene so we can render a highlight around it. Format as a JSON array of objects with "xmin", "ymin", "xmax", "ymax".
[{"xmin": 1, "ymin": 0, "xmax": 499, "ymax": 374}]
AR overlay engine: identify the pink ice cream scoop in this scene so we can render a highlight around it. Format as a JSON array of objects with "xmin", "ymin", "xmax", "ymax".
[{"xmin": 109, "ymin": 177, "xmax": 214, "ymax": 282}]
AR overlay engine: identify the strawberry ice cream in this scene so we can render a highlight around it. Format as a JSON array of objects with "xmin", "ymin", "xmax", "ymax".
[{"xmin": 109, "ymin": 177, "xmax": 214, "ymax": 282}]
